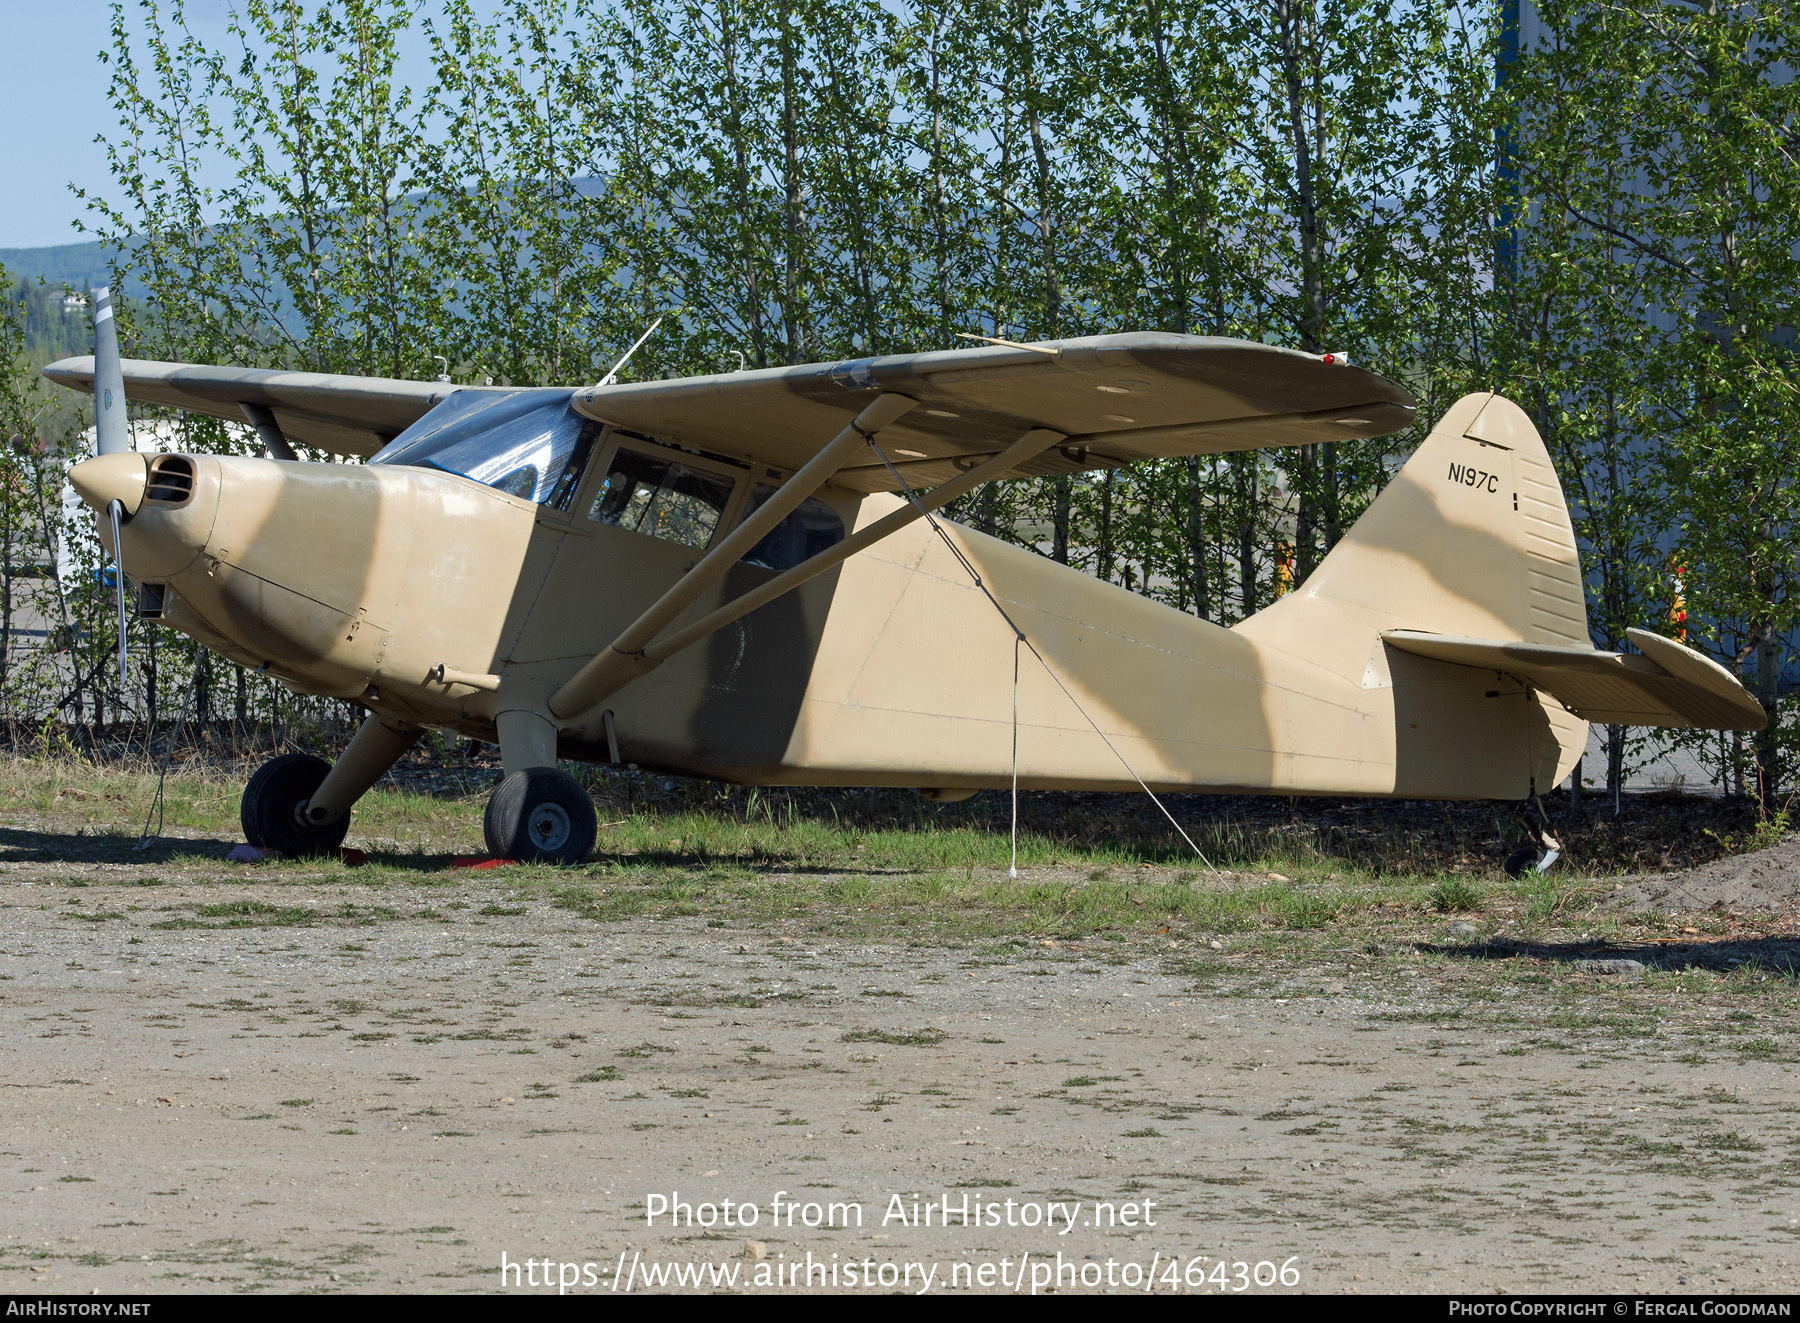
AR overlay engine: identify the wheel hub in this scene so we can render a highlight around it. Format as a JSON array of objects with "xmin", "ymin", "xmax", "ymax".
[{"xmin": 527, "ymin": 802, "xmax": 572, "ymax": 852}]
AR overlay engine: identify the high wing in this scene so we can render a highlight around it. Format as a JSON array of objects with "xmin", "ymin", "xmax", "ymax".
[
  {"xmin": 1383, "ymin": 627, "xmax": 1767, "ymax": 732},
  {"xmin": 45, "ymin": 333, "xmax": 1415, "ymax": 484},
  {"xmin": 571, "ymin": 332, "xmax": 1417, "ymax": 492},
  {"xmin": 40, "ymin": 357, "xmax": 460, "ymax": 458}
]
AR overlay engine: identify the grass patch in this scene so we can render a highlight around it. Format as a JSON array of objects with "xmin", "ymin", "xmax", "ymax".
[
  {"xmin": 4, "ymin": 755, "xmax": 1793, "ymax": 959},
  {"xmin": 842, "ymin": 1027, "xmax": 949, "ymax": 1048},
  {"xmin": 1429, "ymin": 876, "xmax": 1483, "ymax": 913},
  {"xmin": 542, "ymin": 866, "xmax": 1422, "ymax": 941},
  {"xmin": 616, "ymin": 1042, "xmax": 675, "ymax": 1058}
]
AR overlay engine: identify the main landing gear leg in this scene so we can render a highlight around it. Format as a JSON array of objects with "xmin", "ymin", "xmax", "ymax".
[
  {"xmin": 241, "ymin": 716, "xmax": 422, "ymax": 857},
  {"xmin": 1503, "ymin": 798, "xmax": 1564, "ymax": 879},
  {"xmin": 484, "ymin": 709, "xmax": 597, "ymax": 865}
]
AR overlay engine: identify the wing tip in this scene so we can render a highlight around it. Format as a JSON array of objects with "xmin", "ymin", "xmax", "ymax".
[{"xmin": 42, "ymin": 355, "xmax": 96, "ymax": 389}]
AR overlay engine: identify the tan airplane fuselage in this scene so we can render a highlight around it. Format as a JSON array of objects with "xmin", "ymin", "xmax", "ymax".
[{"xmin": 72, "ymin": 391, "xmax": 1591, "ymax": 802}]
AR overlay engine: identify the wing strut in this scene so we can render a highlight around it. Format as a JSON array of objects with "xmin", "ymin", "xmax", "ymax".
[
  {"xmin": 548, "ymin": 392, "xmax": 919, "ymax": 719},
  {"xmin": 240, "ymin": 403, "xmax": 299, "ymax": 461}
]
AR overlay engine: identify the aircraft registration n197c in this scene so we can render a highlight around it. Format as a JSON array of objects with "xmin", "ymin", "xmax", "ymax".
[{"xmin": 47, "ymin": 292, "xmax": 1764, "ymax": 865}]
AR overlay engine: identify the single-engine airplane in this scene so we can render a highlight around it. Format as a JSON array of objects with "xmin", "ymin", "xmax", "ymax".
[{"xmin": 46, "ymin": 290, "xmax": 1765, "ymax": 864}]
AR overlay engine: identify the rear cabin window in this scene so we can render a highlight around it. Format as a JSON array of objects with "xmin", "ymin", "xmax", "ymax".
[
  {"xmin": 590, "ymin": 446, "xmax": 737, "ymax": 549},
  {"xmin": 742, "ymin": 486, "xmax": 846, "ymax": 572}
]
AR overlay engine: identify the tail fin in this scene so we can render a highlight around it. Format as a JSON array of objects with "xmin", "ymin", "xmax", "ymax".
[
  {"xmin": 1282, "ymin": 392, "xmax": 1590, "ymax": 644},
  {"xmin": 1234, "ymin": 394, "xmax": 1762, "ymax": 797},
  {"xmin": 1237, "ymin": 392, "xmax": 1589, "ymax": 799}
]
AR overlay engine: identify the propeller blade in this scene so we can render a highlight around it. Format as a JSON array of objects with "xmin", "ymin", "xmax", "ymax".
[
  {"xmin": 109, "ymin": 498, "xmax": 128, "ymax": 690},
  {"xmin": 92, "ymin": 287, "xmax": 130, "ymax": 457}
]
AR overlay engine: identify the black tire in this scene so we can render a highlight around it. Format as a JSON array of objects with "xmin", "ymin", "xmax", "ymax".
[
  {"xmin": 240, "ymin": 753, "xmax": 350, "ymax": 857},
  {"xmin": 483, "ymin": 767, "xmax": 597, "ymax": 864},
  {"xmin": 1503, "ymin": 846, "xmax": 1540, "ymax": 879}
]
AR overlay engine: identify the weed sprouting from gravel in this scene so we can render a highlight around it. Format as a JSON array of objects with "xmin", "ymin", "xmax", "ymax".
[
  {"xmin": 841, "ymin": 1027, "xmax": 948, "ymax": 1047},
  {"xmin": 616, "ymin": 1042, "xmax": 675, "ymax": 1058},
  {"xmin": 1430, "ymin": 877, "xmax": 1484, "ymax": 912}
]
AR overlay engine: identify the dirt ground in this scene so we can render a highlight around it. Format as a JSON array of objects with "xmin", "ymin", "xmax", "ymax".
[
  {"xmin": 4, "ymin": 829, "xmax": 1800, "ymax": 1298},
  {"xmin": 1616, "ymin": 835, "xmax": 1800, "ymax": 915}
]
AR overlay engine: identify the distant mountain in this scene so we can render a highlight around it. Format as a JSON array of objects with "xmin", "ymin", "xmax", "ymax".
[{"xmin": 0, "ymin": 241, "xmax": 143, "ymax": 300}]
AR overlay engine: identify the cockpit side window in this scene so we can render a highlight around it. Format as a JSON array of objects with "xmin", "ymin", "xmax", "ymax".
[
  {"xmin": 589, "ymin": 445, "xmax": 738, "ymax": 549},
  {"xmin": 370, "ymin": 389, "xmax": 597, "ymax": 507}
]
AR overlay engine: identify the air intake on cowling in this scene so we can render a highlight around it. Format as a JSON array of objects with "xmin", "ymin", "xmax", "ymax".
[{"xmin": 144, "ymin": 455, "xmax": 194, "ymax": 505}]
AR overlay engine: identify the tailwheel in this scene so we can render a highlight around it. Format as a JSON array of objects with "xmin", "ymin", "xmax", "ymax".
[
  {"xmin": 483, "ymin": 767, "xmax": 597, "ymax": 865},
  {"xmin": 241, "ymin": 753, "xmax": 350, "ymax": 857},
  {"xmin": 1503, "ymin": 801, "xmax": 1564, "ymax": 879},
  {"xmin": 1502, "ymin": 846, "xmax": 1540, "ymax": 879}
]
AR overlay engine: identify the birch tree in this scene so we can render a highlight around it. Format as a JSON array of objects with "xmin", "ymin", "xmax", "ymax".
[{"xmin": 1507, "ymin": 0, "xmax": 1800, "ymax": 801}]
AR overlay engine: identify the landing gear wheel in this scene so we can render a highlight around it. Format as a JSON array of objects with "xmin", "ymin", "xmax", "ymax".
[
  {"xmin": 241, "ymin": 753, "xmax": 350, "ymax": 857},
  {"xmin": 483, "ymin": 767, "xmax": 597, "ymax": 865}
]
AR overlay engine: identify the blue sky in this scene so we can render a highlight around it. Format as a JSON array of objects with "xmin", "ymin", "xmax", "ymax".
[
  {"xmin": 0, "ymin": 0, "xmax": 238, "ymax": 248},
  {"xmin": 0, "ymin": 0, "xmax": 479, "ymax": 251}
]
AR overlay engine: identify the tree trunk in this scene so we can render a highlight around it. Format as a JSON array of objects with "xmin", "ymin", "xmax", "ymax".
[
  {"xmin": 1, "ymin": 484, "xmax": 11, "ymax": 690},
  {"xmin": 1755, "ymin": 626, "xmax": 1780, "ymax": 808},
  {"xmin": 1051, "ymin": 476, "xmax": 1070, "ymax": 565},
  {"xmin": 234, "ymin": 661, "xmax": 247, "ymax": 752},
  {"xmin": 779, "ymin": 0, "xmax": 806, "ymax": 364},
  {"xmin": 1185, "ymin": 455, "xmax": 1207, "ymax": 619},
  {"xmin": 1606, "ymin": 724, "xmax": 1625, "ymax": 807},
  {"xmin": 928, "ymin": 11, "xmax": 950, "ymax": 336},
  {"xmin": 195, "ymin": 652, "xmax": 212, "ymax": 737},
  {"xmin": 1098, "ymin": 469, "xmax": 1115, "ymax": 582},
  {"xmin": 144, "ymin": 629, "xmax": 158, "ymax": 752},
  {"xmin": 1274, "ymin": 0, "xmax": 1328, "ymax": 580},
  {"xmin": 1017, "ymin": 1, "xmax": 1060, "ymax": 339},
  {"xmin": 1235, "ymin": 454, "xmax": 1259, "ymax": 617}
]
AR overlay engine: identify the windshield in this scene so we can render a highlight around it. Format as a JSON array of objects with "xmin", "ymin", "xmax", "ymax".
[{"xmin": 369, "ymin": 389, "xmax": 596, "ymax": 506}]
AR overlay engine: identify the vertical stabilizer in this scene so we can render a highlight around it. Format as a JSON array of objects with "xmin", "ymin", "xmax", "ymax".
[
  {"xmin": 1280, "ymin": 393, "xmax": 1588, "ymax": 643},
  {"xmin": 1237, "ymin": 393, "xmax": 1590, "ymax": 798}
]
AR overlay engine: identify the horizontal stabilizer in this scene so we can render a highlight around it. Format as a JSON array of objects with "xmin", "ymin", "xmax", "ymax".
[{"xmin": 1382, "ymin": 627, "xmax": 1766, "ymax": 732}]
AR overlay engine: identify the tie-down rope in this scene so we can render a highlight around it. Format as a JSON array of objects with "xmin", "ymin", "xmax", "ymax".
[
  {"xmin": 137, "ymin": 665, "xmax": 203, "ymax": 849},
  {"xmin": 858, "ymin": 437, "xmax": 1218, "ymax": 877}
]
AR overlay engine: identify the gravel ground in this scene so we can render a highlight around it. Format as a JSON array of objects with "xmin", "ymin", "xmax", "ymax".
[{"xmin": 4, "ymin": 861, "xmax": 1800, "ymax": 1296}]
